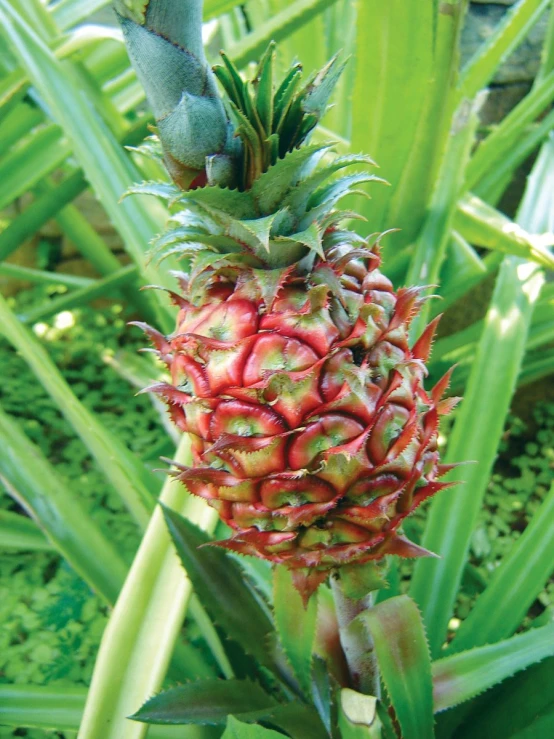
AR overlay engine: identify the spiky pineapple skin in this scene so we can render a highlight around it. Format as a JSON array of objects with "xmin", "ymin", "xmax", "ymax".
[{"xmin": 145, "ymin": 246, "xmax": 455, "ymax": 597}]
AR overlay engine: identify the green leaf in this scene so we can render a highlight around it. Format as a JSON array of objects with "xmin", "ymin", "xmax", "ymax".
[
  {"xmin": 0, "ymin": 509, "xmax": 52, "ymax": 552},
  {"xmin": 222, "ymin": 716, "xmax": 283, "ymax": 739},
  {"xmin": 78, "ymin": 439, "xmax": 218, "ymax": 739},
  {"xmin": 228, "ymin": 0, "xmax": 341, "ymax": 69},
  {"xmin": 0, "ymin": 683, "xmax": 86, "ymax": 731},
  {"xmin": 0, "ymin": 123, "xmax": 70, "ymax": 210},
  {"xmin": 125, "ymin": 180, "xmax": 181, "ymax": 201},
  {"xmin": 50, "ymin": 0, "xmax": 106, "ymax": 27},
  {"xmin": 162, "ymin": 505, "xmax": 277, "ymax": 672},
  {"xmin": 0, "ymin": 407, "xmax": 127, "ymax": 604},
  {"xmin": 457, "ymin": 0, "xmax": 550, "ymax": 104},
  {"xmin": 0, "ymin": 2, "xmax": 172, "ymax": 328},
  {"xmin": 0, "ymin": 262, "xmax": 92, "ymax": 289},
  {"xmin": 447, "ymin": 481, "xmax": 554, "ymax": 654},
  {"xmin": 0, "ymin": 682, "xmax": 214, "ymax": 737},
  {"xmin": 275, "ymin": 222, "xmax": 324, "ymax": 260},
  {"xmin": 456, "ymin": 657, "xmax": 554, "ymax": 739},
  {"xmin": 310, "ymin": 655, "xmax": 333, "ymax": 736},
  {"xmin": 0, "ymin": 293, "xmax": 156, "ymax": 528},
  {"xmin": 432, "ymin": 621, "xmax": 554, "ymax": 712},
  {"xmin": 407, "ymin": 97, "xmax": 480, "ymax": 339},
  {"xmin": 355, "ymin": 595, "xmax": 435, "ymax": 739},
  {"xmin": 236, "ymin": 703, "xmax": 329, "ymax": 739},
  {"xmin": 435, "ymin": 232, "xmax": 490, "ymax": 316},
  {"xmin": 130, "ymin": 679, "xmax": 276, "ymax": 725},
  {"xmin": 466, "ymin": 69, "xmax": 554, "ymax": 192},
  {"xmin": 19, "ymin": 265, "xmax": 138, "ymax": 325},
  {"xmin": 410, "ymin": 138, "xmax": 553, "ymax": 656},
  {"xmin": 454, "ymin": 194, "xmax": 554, "ymax": 270},
  {"xmin": 251, "ymin": 143, "xmax": 330, "ymax": 214},
  {"xmin": 351, "ymin": 0, "xmax": 437, "ymax": 250},
  {"xmin": 204, "ymin": 0, "xmax": 244, "ymax": 21},
  {"xmin": 273, "ymin": 566, "xmax": 318, "ymax": 696}
]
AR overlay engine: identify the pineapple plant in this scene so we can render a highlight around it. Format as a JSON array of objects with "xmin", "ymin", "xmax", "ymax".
[{"xmin": 116, "ymin": 0, "xmax": 458, "ymax": 604}]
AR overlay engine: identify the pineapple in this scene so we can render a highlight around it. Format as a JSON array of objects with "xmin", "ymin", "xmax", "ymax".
[{"xmin": 117, "ymin": 1, "xmax": 458, "ymax": 602}]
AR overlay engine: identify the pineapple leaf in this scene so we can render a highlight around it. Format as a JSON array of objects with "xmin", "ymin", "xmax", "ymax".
[
  {"xmin": 130, "ymin": 678, "xmax": 276, "ymax": 725},
  {"xmin": 459, "ymin": 658, "xmax": 554, "ymax": 739},
  {"xmin": 251, "ymin": 143, "xmax": 331, "ymax": 214},
  {"xmin": 273, "ymin": 566, "xmax": 318, "ymax": 697},
  {"xmin": 446, "ymin": 481, "xmax": 554, "ymax": 655},
  {"xmin": 180, "ymin": 186, "xmax": 257, "ymax": 219},
  {"xmin": 230, "ymin": 213, "xmax": 282, "ymax": 254},
  {"xmin": 299, "ymin": 52, "xmax": 347, "ymax": 118},
  {"xmin": 353, "ymin": 595, "xmax": 434, "ymax": 739},
  {"xmin": 161, "ymin": 505, "xmax": 278, "ymax": 673},
  {"xmin": 274, "ymin": 64, "xmax": 303, "ymax": 131},
  {"xmin": 284, "ymin": 153, "xmax": 377, "ymax": 216},
  {"xmin": 125, "ymin": 135, "xmax": 163, "ymax": 162},
  {"xmin": 222, "ymin": 717, "xmax": 283, "ymax": 738},
  {"xmin": 213, "ymin": 54, "xmax": 247, "ymax": 110},
  {"xmin": 274, "ymin": 222, "xmax": 324, "ymax": 260},
  {"xmin": 308, "ymin": 173, "xmax": 386, "ymax": 210},
  {"xmin": 254, "ymin": 42, "xmax": 275, "ymax": 135},
  {"xmin": 310, "ymin": 655, "xmax": 335, "ymax": 737},
  {"xmin": 124, "ymin": 180, "xmax": 181, "ymax": 202},
  {"xmin": 432, "ymin": 621, "xmax": 554, "ymax": 713}
]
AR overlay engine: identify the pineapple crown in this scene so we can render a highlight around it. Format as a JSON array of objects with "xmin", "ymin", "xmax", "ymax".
[{"xmin": 117, "ymin": 0, "xmax": 385, "ymax": 270}]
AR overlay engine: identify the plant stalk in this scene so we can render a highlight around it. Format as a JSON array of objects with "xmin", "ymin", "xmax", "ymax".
[{"xmin": 330, "ymin": 572, "xmax": 381, "ymax": 697}]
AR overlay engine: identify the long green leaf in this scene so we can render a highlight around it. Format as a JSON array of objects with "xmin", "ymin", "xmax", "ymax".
[
  {"xmin": 130, "ymin": 679, "xmax": 276, "ymax": 726},
  {"xmin": 162, "ymin": 505, "xmax": 277, "ymax": 674},
  {"xmin": 447, "ymin": 481, "xmax": 554, "ymax": 654},
  {"xmin": 407, "ymin": 98, "xmax": 479, "ymax": 338},
  {"xmin": 0, "ymin": 508, "xmax": 52, "ymax": 551},
  {"xmin": 0, "ymin": 293, "xmax": 156, "ymax": 527},
  {"xmin": 0, "ymin": 683, "xmax": 86, "ymax": 731},
  {"xmin": 0, "ymin": 98, "xmax": 43, "ymax": 151},
  {"xmin": 454, "ymin": 194, "xmax": 554, "ymax": 270},
  {"xmin": 410, "ymin": 130, "xmax": 554, "ymax": 659},
  {"xmin": 273, "ymin": 565, "xmax": 318, "ymax": 696},
  {"xmin": 410, "ymin": 257, "xmax": 544, "ymax": 655},
  {"xmin": 78, "ymin": 436, "xmax": 218, "ymax": 739},
  {"xmin": 350, "ymin": 0, "xmax": 436, "ymax": 247},
  {"xmin": 0, "ymin": 117, "xmax": 149, "ymax": 263},
  {"xmin": 19, "ymin": 264, "xmax": 138, "ymax": 324},
  {"xmin": 205, "ymin": 0, "xmax": 244, "ymax": 20},
  {"xmin": 222, "ymin": 717, "xmax": 283, "ymax": 739},
  {"xmin": 0, "ymin": 123, "xmax": 71, "ymax": 210},
  {"xmin": 472, "ymin": 107, "xmax": 554, "ymax": 205},
  {"xmin": 0, "ymin": 262, "xmax": 92, "ymax": 288},
  {"xmin": 0, "ymin": 407, "xmax": 127, "ymax": 603},
  {"xmin": 228, "ymin": 0, "xmax": 340, "ymax": 68},
  {"xmin": 466, "ymin": 69, "xmax": 554, "ymax": 191},
  {"xmin": 456, "ymin": 657, "xmax": 554, "ymax": 739},
  {"xmin": 0, "ymin": 683, "xmax": 213, "ymax": 737},
  {"xmin": 0, "ymin": 170, "xmax": 85, "ymax": 259},
  {"xmin": 0, "ymin": 2, "xmax": 172, "ymax": 329},
  {"xmin": 432, "ymin": 622, "xmax": 554, "ymax": 712},
  {"xmin": 457, "ymin": 0, "xmax": 550, "ymax": 103},
  {"xmin": 355, "ymin": 595, "xmax": 435, "ymax": 739}
]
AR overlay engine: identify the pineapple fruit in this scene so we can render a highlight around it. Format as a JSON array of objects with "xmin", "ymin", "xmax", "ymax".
[{"xmin": 117, "ymin": 0, "xmax": 458, "ymax": 601}]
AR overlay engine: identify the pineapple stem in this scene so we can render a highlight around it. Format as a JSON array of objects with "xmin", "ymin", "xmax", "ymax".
[{"xmin": 330, "ymin": 572, "xmax": 381, "ymax": 697}]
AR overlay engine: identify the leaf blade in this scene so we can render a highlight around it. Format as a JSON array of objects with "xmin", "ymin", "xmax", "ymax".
[
  {"xmin": 433, "ymin": 622, "xmax": 554, "ymax": 712},
  {"xmin": 356, "ymin": 595, "xmax": 435, "ymax": 739}
]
